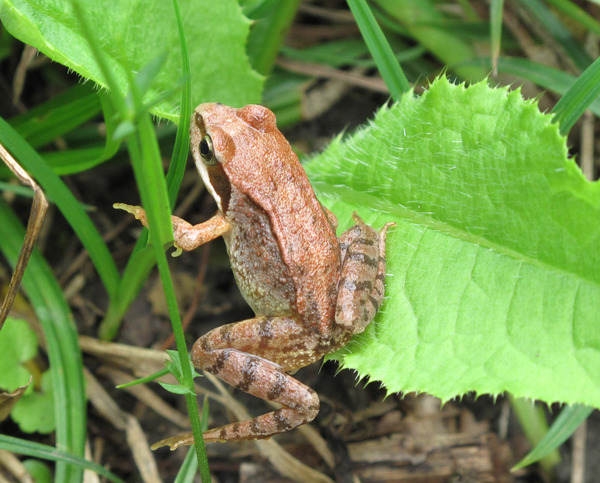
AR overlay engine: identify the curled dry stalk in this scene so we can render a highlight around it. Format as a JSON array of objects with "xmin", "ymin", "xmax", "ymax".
[{"xmin": 0, "ymin": 143, "xmax": 48, "ymax": 328}]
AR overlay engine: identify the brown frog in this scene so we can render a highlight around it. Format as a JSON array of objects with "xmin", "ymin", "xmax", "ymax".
[{"xmin": 116, "ymin": 103, "xmax": 394, "ymax": 446}]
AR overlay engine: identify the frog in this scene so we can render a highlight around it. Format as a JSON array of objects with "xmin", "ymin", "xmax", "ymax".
[{"xmin": 116, "ymin": 103, "xmax": 394, "ymax": 447}]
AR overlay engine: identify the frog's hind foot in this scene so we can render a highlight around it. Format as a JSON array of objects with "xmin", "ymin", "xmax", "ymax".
[{"xmin": 201, "ymin": 405, "xmax": 317, "ymax": 443}]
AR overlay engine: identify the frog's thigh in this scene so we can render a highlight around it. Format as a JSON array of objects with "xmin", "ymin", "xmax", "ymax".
[
  {"xmin": 193, "ymin": 316, "xmax": 324, "ymax": 372},
  {"xmin": 336, "ymin": 218, "xmax": 387, "ymax": 333}
]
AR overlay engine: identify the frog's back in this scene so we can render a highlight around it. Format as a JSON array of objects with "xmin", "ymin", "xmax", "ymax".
[
  {"xmin": 225, "ymin": 149, "xmax": 341, "ymax": 334},
  {"xmin": 201, "ymin": 103, "xmax": 341, "ymax": 333}
]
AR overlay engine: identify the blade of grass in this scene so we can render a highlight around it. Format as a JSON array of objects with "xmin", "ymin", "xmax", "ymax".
[
  {"xmin": 9, "ymin": 83, "xmax": 101, "ymax": 148},
  {"xmin": 513, "ymin": 405, "xmax": 593, "ymax": 470},
  {"xmin": 511, "ymin": 398, "xmax": 560, "ymax": 473},
  {"xmin": 99, "ymin": 246, "xmax": 153, "ymax": 340},
  {"xmin": 551, "ymin": 55, "xmax": 600, "ymax": 135},
  {"xmin": 280, "ymin": 40, "xmax": 426, "ymax": 69},
  {"xmin": 175, "ymin": 445, "xmax": 199, "ymax": 483},
  {"xmin": 490, "ymin": 0, "xmax": 504, "ymax": 74},
  {"xmin": 347, "ymin": 0, "xmax": 410, "ymax": 100},
  {"xmin": 100, "ymin": 0, "xmax": 192, "ymax": 342},
  {"xmin": 0, "ymin": 118, "xmax": 120, "ymax": 298},
  {"xmin": 75, "ymin": 0, "xmax": 209, "ymax": 475},
  {"xmin": 545, "ymin": 0, "xmax": 600, "ymax": 38},
  {"xmin": 39, "ymin": 147, "xmax": 118, "ymax": 175},
  {"xmin": 128, "ymin": 88, "xmax": 209, "ymax": 482},
  {"xmin": 0, "ymin": 198, "xmax": 86, "ymax": 482},
  {"xmin": 165, "ymin": 0, "xmax": 192, "ymax": 206},
  {"xmin": 0, "ymin": 435, "xmax": 123, "ymax": 483},
  {"xmin": 460, "ymin": 57, "xmax": 600, "ymax": 119},
  {"xmin": 519, "ymin": 0, "xmax": 592, "ymax": 72},
  {"xmin": 1, "ymin": 91, "xmax": 122, "ymax": 179},
  {"xmin": 373, "ymin": 0, "xmax": 487, "ymax": 81},
  {"xmin": 246, "ymin": 0, "xmax": 302, "ymax": 75},
  {"xmin": 457, "ymin": 0, "xmax": 479, "ymax": 21}
]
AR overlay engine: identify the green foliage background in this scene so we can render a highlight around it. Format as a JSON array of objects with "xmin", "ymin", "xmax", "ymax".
[{"xmin": 1, "ymin": 0, "xmax": 263, "ymax": 119}]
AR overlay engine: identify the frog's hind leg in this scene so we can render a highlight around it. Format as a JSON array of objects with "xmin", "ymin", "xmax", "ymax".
[
  {"xmin": 335, "ymin": 213, "xmax": 395, "ymax": 334},
  {"xmin": 191, "ymin": 316, "xmax": 323, "ymax": 442}
]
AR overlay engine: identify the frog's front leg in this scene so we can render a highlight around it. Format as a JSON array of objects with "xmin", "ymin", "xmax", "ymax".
[
  {"xmin": 114, "ymin": 203, "xmax": 230, "ymax": 251},
  {"xmin": 336, "ymin": 213, "xmax": 395, "ymax": 334},
  {"xmin": 193, "ymin": 316, "xmax": 321, "ymax": 443}
]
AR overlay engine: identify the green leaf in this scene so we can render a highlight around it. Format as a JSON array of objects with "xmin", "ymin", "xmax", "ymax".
[
  {"xmin": 22, "ymin": 459, "xmax": 52, "ymax": 483},
  {"xmin": 307, "ymin": 76, "xmax": 600, "ymax": 407},
  {"xmin": 163, "ymin": 350, "xmax": 202, "ymax": 382},
  {"xmin": 12, "ymin": 372, "xmax": 55, "ymax": 434},
  {"xmin": 158, "ymin": 381, "xmax": 195, "ymax": 395},
  {"xmin": 0, "ymin": 318, "xmax": 38, "ymax": 391},
  {"xmin": 0, "ymin": 0, "xmax": 263, "ymax": 122}
]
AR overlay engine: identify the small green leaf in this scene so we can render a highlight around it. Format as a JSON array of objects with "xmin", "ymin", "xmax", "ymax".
[
  {"xmin": 158, "ymin": 381, "xmax": 195, "ymax": 395},
  {"xmin": 308, "ymin": 76, "xmax": 600, "ymax": 407},
  {"xmin": 12, "ymin": 372, "xmax": 55, "ymax": 434},
  {"xmin": 0, "ymin": 318, "xmax": 38, "ymax": 391},
  {"xmin": 116, "ymin": 368, "xmax": 169, "ymax": 389},
  {"xmin": 164, "ymin": 350, "xmax": 202, "ymax": 382},
  {"xmin": 22, "ymin": 459, "xmax": 52, "ymax": 483}
]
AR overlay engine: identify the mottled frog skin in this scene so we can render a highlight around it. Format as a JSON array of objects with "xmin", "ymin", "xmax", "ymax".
[{"xmin": 117, "ymin": 103, "xmax": 394, "ymax": 447}]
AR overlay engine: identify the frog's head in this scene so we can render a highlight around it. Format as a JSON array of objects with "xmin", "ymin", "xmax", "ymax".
[{"xmin": 190, "ymin": 103, "xmax": 294, "ymax": 213}]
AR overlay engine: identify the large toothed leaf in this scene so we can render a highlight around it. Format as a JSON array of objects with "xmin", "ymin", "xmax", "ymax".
[
  {"xmin": 0, "ymin": 0, "xmax": 262, "ymax": 122},
  {"xmin": 307, "ymin": 76, "xmax": 600, "ymax": 407}
]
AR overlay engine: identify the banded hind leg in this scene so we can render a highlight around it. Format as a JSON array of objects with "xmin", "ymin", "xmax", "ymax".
[
  {"xmin": 194, "ymin": 316, "xmax": 324, "ymax": 443},
  {"xmin": 335, "ymin": 213, "xmax": 395, "ymax": 334}
]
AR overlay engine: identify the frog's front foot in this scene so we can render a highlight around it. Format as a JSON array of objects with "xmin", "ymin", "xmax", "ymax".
[
  {"xmin": 151, "ymin": 432, "xmax": 194, "ymax": 451},
  {"xmin": 113, "ymin": 203, "xmax": 149, "ymax": 227}
]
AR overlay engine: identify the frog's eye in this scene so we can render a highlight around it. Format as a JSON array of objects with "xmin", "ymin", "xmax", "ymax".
[{"xmin": 199, "ymin": 135, "xmax": 217, "ymax": 165}]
